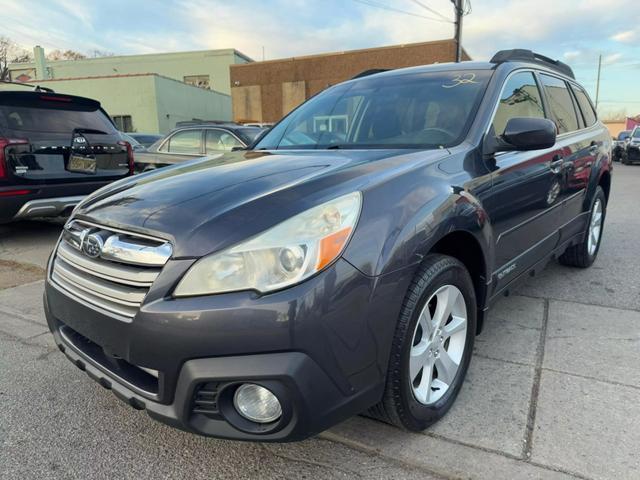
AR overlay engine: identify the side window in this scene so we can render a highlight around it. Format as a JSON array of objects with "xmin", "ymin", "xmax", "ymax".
[
  {"xmin": 539, "ymin": 74, "xmax": 580, "ymax": 134},
  {"xmin": 206, "ymin": 129, "xmax": 243, "ymax": 152},
  {"xmin": 167, "ymin": 129, "xmax": 202, "ymax": 154},
  {"xmin": 492, "ymin": 72, "xmax": 545, "ymax": 135},
  {"xmin": 569, "ymin": 89, "xmax": 586, "ymax": 129},
  {"xmin": 571, "ymin": 85, "xmax": 597, "ymax": 127}
]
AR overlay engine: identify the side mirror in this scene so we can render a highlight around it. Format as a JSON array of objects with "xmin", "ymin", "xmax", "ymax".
[{"xmin": 499, "ymin": 117, "xmax": 557, "ymax": 152}]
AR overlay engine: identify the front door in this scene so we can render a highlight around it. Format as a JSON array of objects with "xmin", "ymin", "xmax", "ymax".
[{"xmin": 482, "ymin": 71, "xmax": 563, "ymax": 292}]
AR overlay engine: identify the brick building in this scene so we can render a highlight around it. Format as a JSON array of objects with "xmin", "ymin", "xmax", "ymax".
[{"xmin": 230, "ymin": 39, "xmax": 470, "ymax": 123}]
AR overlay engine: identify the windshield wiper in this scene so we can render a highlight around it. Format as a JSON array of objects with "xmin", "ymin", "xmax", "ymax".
[{"xmin": 73, "ymin": 128, "xmax": 110, "ymax": 135}]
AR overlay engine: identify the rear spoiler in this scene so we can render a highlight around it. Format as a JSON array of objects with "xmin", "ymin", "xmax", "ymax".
[{"xmin": 0, "ymin": 91, "xmax": 102, "ymax": 111}]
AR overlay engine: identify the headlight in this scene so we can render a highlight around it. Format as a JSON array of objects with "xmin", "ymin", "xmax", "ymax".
[{"xmin": 173, "ymin": 192, "xmax": 361, "ymax": 296}]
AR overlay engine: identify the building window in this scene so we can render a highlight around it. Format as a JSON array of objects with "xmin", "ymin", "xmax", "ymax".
[
  {"xmin": 112, "ymin": 115, "xmax": 133, "ymax": 132},
  {"xmin": 313, "ymin": 115, "xmax": 349, "ymax": 135},
  {"xmin": 184, "ymin": 75, "xmax": 210, "ymax": 89}
]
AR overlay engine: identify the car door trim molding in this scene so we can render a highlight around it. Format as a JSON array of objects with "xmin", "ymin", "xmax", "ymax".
[
  {"xmin": 495, "ymin": 188, "xmax": 584, "ymax": 245},
  {"xmin": 493, "ymin": 206, "xmax": 588, "ymax": 276}
]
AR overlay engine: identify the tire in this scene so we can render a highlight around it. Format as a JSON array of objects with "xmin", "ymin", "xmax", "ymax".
[
  {"xmin": 368, "ymin": 254, "xmax": 477, "ymax": 431},
  {"xmin": 558, "ymin": 186, "xmax": 606, "ymax": 268},
  {"xmin": 621, "ymin": 153, "xmax": 630, "ymax": 165}
]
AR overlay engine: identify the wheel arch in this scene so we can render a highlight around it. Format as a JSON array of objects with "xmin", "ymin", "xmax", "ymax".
[
  {"xmin": 428, "ymin": 230, "xmax": 489, "ymax": 334},
  {"xmin": 598, "ymin": 169, "xmax": 611, "ymax": 203}
]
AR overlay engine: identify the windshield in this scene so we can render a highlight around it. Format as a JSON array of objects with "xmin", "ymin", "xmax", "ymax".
[
  {"xmin": 254, "ymin": 70, "xmax": 491, "ymax": 150},
  {"xmin": 632, "ymin": 129, "xmax": 640, "ymax": 139},
  {"xmin": 618, "ymin": 131, "xmax": 630, "ymax": 140},
  {"xmin": 236, "ymin": 127, "xmax": 265, "ymax": 144}
]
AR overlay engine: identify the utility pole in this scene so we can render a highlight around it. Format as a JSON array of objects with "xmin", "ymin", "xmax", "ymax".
[
  {"xmin": 595, "ymin": 54, "xmax": 602, "ymax": 111},
  {"xmin": 452, "ymin": 0, "xmax": 464, "ymax": 62}
]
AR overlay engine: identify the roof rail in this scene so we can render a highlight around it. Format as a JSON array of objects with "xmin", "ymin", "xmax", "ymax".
[
  {"xmin": 174, "ymin": 119, "xmax": 241, "ymax": 127},
  {"xmin": 351, "ymin": 69, "xmax": 390, "ymax": 79},
  {"xmin": 490, "ymin": 49, "xmax": 575, "ymax": 79}
]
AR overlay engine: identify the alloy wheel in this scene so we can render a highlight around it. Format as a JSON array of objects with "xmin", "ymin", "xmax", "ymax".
[
  {"xmin": 409, "ymin": 284, "xmax": 468, "ymax": 405},
  {"xmin": 587, "ymin": 198, "xmax": 603, "ymax": 256}
]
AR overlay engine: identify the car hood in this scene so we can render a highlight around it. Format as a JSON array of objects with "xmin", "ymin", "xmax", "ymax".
[{"xmin": 75, "ymin": 149, "xmax": 448, "ymax": 257}]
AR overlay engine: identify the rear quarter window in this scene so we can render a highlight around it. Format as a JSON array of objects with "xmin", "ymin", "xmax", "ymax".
[{"xmin": 571, "ymin": 85, "xmax": 598, "ymax": 127}]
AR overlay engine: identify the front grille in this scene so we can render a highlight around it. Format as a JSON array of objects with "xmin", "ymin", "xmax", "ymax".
[
  {"xmin": 50, "ymin": 220, "xmax": 172, "ymax": 320},
  {"xmin": 628, "ymin": 147, "xmax": 640, "ymax": 161},
  {"xmin": 192, "ymin": 382, "xmax": 221, "ymax": 418}
]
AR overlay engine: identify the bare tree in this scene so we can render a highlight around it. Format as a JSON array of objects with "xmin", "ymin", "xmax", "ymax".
[
  {"xmin": 47, "ymin": 49, "xmax": 87, "ymax": 61},
  {"xmin": 0, "ymin": 36, "xmax": 32, "ymax": 81},
  {"xmin": 89, "ymin": 49, "xmax": 114, "ymax": 58}
]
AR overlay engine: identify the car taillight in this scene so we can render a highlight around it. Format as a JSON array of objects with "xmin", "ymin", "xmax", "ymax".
[
  {"xmin": 117, "ymin": 140, "xmax": 135, "ymax": 175},
  {"xmin": 0, "ymin": 137, "xmax": 29, "ymax": 180}
]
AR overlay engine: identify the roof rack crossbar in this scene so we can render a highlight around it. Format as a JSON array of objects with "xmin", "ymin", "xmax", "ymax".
[{"xmin": 490, "ymin": 49, "xmax": 575, "ymax": 79}]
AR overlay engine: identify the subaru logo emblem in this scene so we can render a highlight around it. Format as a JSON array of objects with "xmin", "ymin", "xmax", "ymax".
[{"xmin": 82, "ymin": 233, "xmax": 103, "ymax": 258}]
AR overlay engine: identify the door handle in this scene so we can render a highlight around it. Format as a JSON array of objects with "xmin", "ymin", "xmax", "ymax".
[{"xmin": 549, "ymin": 156, "xmax": 564, "ymax": 174}]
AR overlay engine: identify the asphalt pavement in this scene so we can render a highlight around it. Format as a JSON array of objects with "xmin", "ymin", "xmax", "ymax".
[{"xmin": 1, "ymin": 164, "xmax": 639, "ymax": 480}]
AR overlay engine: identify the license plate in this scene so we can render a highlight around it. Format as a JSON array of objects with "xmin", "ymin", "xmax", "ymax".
[{"xmin": 68, "ymin": 155, "xmax": 97, "ymax": 174}]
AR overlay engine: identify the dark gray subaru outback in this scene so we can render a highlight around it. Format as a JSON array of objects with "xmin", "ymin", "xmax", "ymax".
[{"xmin": 44, "ymin": 50, "xmax": 612, "ymax": 441}]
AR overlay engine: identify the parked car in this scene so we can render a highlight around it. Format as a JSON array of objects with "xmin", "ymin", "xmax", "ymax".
[
  {"xmin": 44, "ymin": 49, "xmax": 611, "ymax": 442},
  {"xmin": 622, "ymin": 126, "xmax": 640, "ymax": 164},
  {"xmin": 612, "ymin": 130, "xmax": 630, "ymax": 161},
  {"xmin": 120, "ymin": 133, "xmax": 146, "ymax": 152},
  {"xmin": 126, "ymin": 133, "xmax": 163, "ymax": 149},
  {"xmin": 0, "ymin": 87, "xmax": 134, "ymax": 224},
  {"xmin": 134, "ymin": 123, "xmax": 266, "ymax": 172}
]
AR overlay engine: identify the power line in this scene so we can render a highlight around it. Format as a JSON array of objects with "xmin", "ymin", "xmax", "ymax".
[
  {"xmin": 406, "ymin": 0, "xmax": 452, "ymax": 22},
  {"xmin": 351, "ymin": 0, "xmax": 453, "ymax": 23}
]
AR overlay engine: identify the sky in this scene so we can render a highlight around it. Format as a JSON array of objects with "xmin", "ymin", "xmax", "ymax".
[{"xmin": 2, "ymin": 0, "xmax": 638, "ymax": 118}]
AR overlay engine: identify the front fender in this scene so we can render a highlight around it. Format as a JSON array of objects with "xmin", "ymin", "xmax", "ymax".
[{"xmin": 344, "ymin": 180, "xmax": 493, "ymax": 282}]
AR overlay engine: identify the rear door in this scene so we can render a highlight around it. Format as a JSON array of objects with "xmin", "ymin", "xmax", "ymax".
[
  {"xmin": 137, "ymin": 128, "xmax": 203, "ymax": 167},
  {"xmin": 538, "ymin": 74, "xmax": 595, "ymax": 239},
  {"xmin": 0, "ymin": 92, "xmax": 130, "ymax": 185},
  {"xmin": 482, "ymin": 71, "xmax": 564, "ymax": 290}
]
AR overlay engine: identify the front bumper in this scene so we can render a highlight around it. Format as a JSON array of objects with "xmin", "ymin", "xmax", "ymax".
[
  {"xmin": 44, "ymin": 258, "xmax": 411, "ymax": 441},
  {"xmin": 626, "ymin": 145, "xmax": 640, "ymax": 162}
]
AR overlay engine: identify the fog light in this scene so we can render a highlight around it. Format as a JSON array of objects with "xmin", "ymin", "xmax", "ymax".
[{"xmin": 233, "ymin": 384, "xmax": 282, "ymax": 423}]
